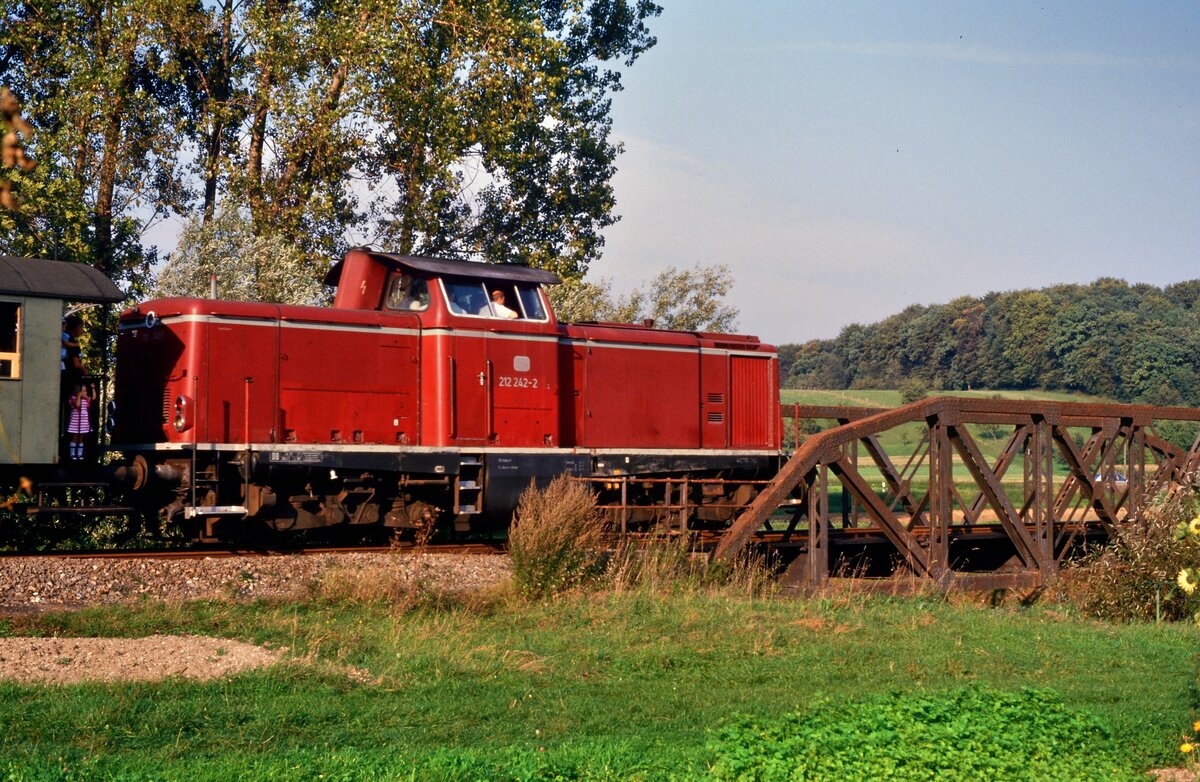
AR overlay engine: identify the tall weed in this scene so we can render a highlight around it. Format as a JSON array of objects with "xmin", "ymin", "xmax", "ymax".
[
  {"xmin": 313, "ymin": 557, "xmax": 429, "ymax": 610},
  {"xmin": 1058, "ymin": 482, "xmax": 1200, "ymax": 622},
  {"xmin": 508, "ymin": 476, "xmax": 607, "ymax": 599},
  {"xmin": 509, "ymin": 478, "xmax": 776, "ymax": 600},
  {"xmin": 311, "ymin": 533, "xmax": 438, "ymax": 614},
  {"xmin": 605, "ymin": 534, "xmax": 775, "ymax": 598}
]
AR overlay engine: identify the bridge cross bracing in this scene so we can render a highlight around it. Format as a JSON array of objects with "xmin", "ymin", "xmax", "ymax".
[{"xmin": 714, "ymin": 398, "xmax": 1200, "ymax": 592}]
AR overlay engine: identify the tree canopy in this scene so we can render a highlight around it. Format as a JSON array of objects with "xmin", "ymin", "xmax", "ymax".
[
  {"xmin": 548, "ymin": 263, "xmax": 740, "ymax": 332},
  {"xmin": 0, "ymin": 0, "xmax": 661, "ymax": 293},
  {"xmin": 783, "ymin": 278, "xmax": 1200, "ymax": 406},
  {"xmin": 154, "ymin": 206, "xmax": 327, "ymax": 305}
]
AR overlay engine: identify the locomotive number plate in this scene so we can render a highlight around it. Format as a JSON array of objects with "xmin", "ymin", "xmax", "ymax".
[{"xmin": 497, "ymin": 376, "xmax": 539, "ymax": 389}]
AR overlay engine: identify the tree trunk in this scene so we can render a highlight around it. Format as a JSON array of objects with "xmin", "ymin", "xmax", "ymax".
[
  {"xmin": 201, "ymin": 0, "xmax": 236, "ymax": 224},
  {"xmin": 245, "ymin": 67, "xmax": 270, "ymax": 229}
]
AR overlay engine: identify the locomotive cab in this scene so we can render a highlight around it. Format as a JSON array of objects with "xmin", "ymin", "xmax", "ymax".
[{"xmin": 327, "ymin": 248, "xmax": 559, "ymax": 323}]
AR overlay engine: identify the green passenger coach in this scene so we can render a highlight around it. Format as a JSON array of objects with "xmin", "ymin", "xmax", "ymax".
[{"xmin": 0, "ymin": 256, "xmax": 123, "ymax": 466}]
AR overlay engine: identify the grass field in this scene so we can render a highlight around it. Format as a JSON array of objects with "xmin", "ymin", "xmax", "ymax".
[
  {"xmin": 1, "ymin": 588, "xmax": 1196, "ymax": 780},
  {"xmin": 780, "ymin": 388, "xmax": 1112, "ymax": 459},
  {"xmin": 779, "ymin": 388, "xmax": 1113, "ymax": 408}
]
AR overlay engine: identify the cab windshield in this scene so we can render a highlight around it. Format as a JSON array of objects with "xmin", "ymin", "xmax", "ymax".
[{"xmin": 442, "ymin": 279, "xmax": 547, "ymax": 321}]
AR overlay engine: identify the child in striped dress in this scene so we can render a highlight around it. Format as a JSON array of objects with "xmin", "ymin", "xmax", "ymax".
[{"xmin": 67, "ymin": 383, "xmax": 94, "ymax": 461}]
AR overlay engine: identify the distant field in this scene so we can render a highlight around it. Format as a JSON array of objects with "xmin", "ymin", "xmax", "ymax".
[
  {"xmin": 777, "ymin": 388, "xmax": 1118, "ymax": 502},
  {"xmin": 780, "ymin": 388, "xmax": 1114, "ymax": 407}
]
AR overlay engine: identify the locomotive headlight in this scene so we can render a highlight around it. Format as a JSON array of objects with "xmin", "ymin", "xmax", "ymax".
[
  {"xmin": 106, "ymin": 400, "xmax": 118, "ymax": 434},
  {"xmin": 173, "ymin": 395, "xmax": 193, "ymax": 432}
]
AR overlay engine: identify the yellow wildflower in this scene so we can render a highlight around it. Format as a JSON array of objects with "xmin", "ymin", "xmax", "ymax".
[
  {"xmin": 1183, "ymin": 742, "xmax": 1195, "ymax": 754},
  {"xmin": 1193, "ymin": 720, "xmax": 1200, "ymax": 733},
  {"xmin": 1189, "ymin": 516, "xmax": 1200, "ymax": 536},
  {"xmin": 1179, "ymin": 570, "xmax": 1197, "ymax": 595}
]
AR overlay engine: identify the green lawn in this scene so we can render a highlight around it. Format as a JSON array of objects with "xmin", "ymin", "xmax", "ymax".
[{"xmin": 0, "ymin": 590, "xmax": 1195, "ymax": 780}]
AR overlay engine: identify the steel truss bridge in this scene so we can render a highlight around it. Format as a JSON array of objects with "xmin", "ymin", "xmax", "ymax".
[{"xmin": 714, "ymin": 398, "xmax": 1200, "ymax": 592}]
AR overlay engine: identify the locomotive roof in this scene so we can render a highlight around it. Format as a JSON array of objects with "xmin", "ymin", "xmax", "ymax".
[
  {"xmin": 0, "ymin": 255, "xmax": 124, "ymax": 303},
  {"xmin": 325, "ymin": 250, "xmax": 562, "ymax": 287}
]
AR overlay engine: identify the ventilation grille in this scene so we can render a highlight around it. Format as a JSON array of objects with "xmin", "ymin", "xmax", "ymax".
[
  {"xmin": 706, "ymin": 393, "xmax": 725, "ymax": 404},
  {"xmin": 707, "ymin": 412, "xmax": 724, "ymax": 423},
  {"xmin": 160, "ymin": 388, "xmax": 171, "ymax": 424}
]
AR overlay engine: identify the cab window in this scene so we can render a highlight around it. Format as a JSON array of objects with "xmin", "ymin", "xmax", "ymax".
[
  {"xmin": 385, "ymin": 273, "xmax": 429, "ymax": 311},
  {"xmin": 443, "ymin": 280, "xmax": 491, "ymax": 317},
  {"xmin": 517, "ymin": 286, "xmax": 547, "ymax": 321},
  {"xmin": 442, "ymin": 278, "xmax": 549, "ymax": 321},
  {"xmin": 0, "ymin": 302, "xmax": 21, "ymax": 379}
]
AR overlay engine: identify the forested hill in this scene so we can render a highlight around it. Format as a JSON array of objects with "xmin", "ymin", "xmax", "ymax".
[{"xmin": 780, "ymin": 278, "xmax": 1200, "ymax": 406}]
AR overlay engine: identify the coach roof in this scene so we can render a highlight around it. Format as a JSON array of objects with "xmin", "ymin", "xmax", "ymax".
[
  {"xmin": 325, "ymin": 249, "xmax": 563, "ymax": 287},
  {"xmin": 0, "ymin": 256, "xmax": 124, "ymax": 303}
]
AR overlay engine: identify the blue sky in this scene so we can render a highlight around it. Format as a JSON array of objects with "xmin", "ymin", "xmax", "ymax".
[{"xmin": 599, "ymin": 1, "xmax": 1200, "ymax": 343}]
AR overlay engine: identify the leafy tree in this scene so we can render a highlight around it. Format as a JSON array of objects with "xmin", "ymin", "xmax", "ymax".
[
  {"xmin": 778, "ymin": 277, "xmax": 1200, "ymax": 404},
  {"xmin": 0, "ymin": 0, "xmax": 186, "ymax": 286},
  {"xmin": 548, "ymin": 263, "xmax": 739, "ymax": 332},
  {"xmin": 154, "ymin": 0, "xmax": 659, "ymax": 281},
  {"xmin": 641, "ymin": 264, "xmax": 738, "ymax": 332},
  {"xmin": 998, "ymin": 291, "xmax": 1054, "ymax": 388},
  {"xmin": 154, "ymin": 207, "xmax": 328, "ymax": 305},
  {"xmin": 898, "ymin": 379, "xmax": 928, "ymax": 404},
  {"xmin": 4, "ymin": 0, "xmax": 661, "ymax": 291},
  {"xmin": 0, "ymin": 85, "xmax": 96, "ymax": 264},
  {"xmin": 776, "ymin": 343, "xmax": 805, "ymax": 381},
  {"xmin": 361, "ymin": 0, "xmax": 661, "ymax": 279},
  {"xmin": 1165, "ymin": 280, "xmax": 1200, "ymax": 311},
  {"xmin": 547, "ymin": 277, "xmax": 640, "ymax": 323}
]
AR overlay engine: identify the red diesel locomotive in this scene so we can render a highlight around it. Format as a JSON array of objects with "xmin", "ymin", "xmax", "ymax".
[{"xmin": 112, "ymin": 249, "xmax": 782, "ymax": 538}]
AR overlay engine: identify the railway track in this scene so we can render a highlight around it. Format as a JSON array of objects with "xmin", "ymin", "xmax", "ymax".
[
  {"xmin": 0, "ymin": 541, "xmax": 507, "ymax": 561},
  {"xmin": 0, "ymin": 540, "xmax": 512, "ymax": 612}
]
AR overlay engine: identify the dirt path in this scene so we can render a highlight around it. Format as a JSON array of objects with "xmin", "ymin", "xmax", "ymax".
[{"xmin": 0, "ymin": 635, "xmax": 283, "ymax": 684}]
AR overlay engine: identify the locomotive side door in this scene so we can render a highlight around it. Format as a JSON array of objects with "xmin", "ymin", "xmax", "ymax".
[
  {"xmin": 442, "ymin": 278, "xmax": 494, "ymax": 445},
  {"xmin": 450, "ymin": 330, "xmax": 490, "ymax": 444}
]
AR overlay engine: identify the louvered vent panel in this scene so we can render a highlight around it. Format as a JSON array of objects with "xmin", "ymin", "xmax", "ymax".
[{"xmin": 730, "ymin": 357, "xmax": 772, "ymax": 446}]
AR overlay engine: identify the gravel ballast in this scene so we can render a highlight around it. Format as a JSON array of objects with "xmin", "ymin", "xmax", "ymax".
[{"xmin": 0, "ymin": 551, "xmax": 510, "ymax": 610}]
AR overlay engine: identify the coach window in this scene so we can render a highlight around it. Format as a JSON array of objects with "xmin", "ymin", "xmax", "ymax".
[
  {"xmin": 0, "ymin": 302, "xmax": 20, "ymax": 379},
  {"xmin": 385, "ymin": 273, "xmax": 429, "ymax": 312},
  {"xmin": 516, "ymin": 285, "xmax": 547, "ymax": 321}
]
